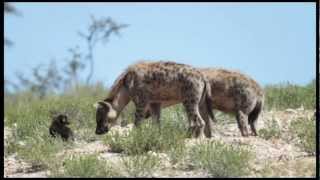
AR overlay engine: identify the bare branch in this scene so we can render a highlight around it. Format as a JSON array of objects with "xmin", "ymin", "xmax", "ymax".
[
  {"xmin": 78, "ymin": 16, "xmax": 128, "ymax": 84},
  {"xmin": 4, "ymin": 3, "xmax": 22, "ymax": 16}
]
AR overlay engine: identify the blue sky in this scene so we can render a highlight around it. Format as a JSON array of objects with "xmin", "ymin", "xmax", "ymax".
[{"xmin": 4, "ymin": 2, "xmax": 316, "ymax": 89}]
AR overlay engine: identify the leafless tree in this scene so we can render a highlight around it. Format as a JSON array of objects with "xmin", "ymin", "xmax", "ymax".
[
  {"xmin": 63, "ymin": 46, "xmax": 86, "ymax": 90},
  {"xmin": 4, "ymin": 3, "xmax": 20, "ymax": 15},
  {"xmin": 78, "ymin": 15, "xmax": 128, "ymax": 84},
  {"xmin": 6, "ymin": 14, "xmax": 128, "ymax": 97},
  {"xmin": 4, "ymin": 2, "xmax": 21, "ymax": 47},
  {"xmin": 15, "ymin": 60, "xmax": 62, "ymax": 98}
]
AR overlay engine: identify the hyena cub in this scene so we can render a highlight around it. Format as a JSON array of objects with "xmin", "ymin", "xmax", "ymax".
[
  {"xmin": 202, "ymin": 68, "xmax": 264, "ymax": 137},
  {"xmin": 49, "ymin": 114, "xmax": 74, "ymax": 141}
]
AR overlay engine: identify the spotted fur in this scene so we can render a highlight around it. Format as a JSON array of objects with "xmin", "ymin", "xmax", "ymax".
[
  {"xmin": 94, "ymin": 61, "xmax": 212, "ymax": 138},
  {"xmin": 201, "ymin": 68, "xmax": 264, "ymax": 136}
]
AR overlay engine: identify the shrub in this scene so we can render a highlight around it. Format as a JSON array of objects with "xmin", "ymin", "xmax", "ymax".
[
  {"xmin": 4, "ymin": 85, "xmax": 107, "ymax": 174},
  {"xmin": 264, "ymin": 81, "xmax": 315, "ymax": 110},
  {"xmin": 188, "ymin": 141, "xmax": 252, "ymax": 177},
  {"xmin": 258, "ymin": 118, "xmax": 281, "ymax": 140},
  {"xmin": 103, "ymin": 108, "xmax": 187, "ymax": 156},
  {"xmin": 289, "ymin": 117, "xmax": 316, "ymax": 154},
  {"xmin": 121, "ymin": 153, "xmax": 160, "ymax": 177},
  {"xmin": 61, "ymin": 154, "xmax": 120, "ymax": 177},
  {"xmin": 16, "ymin": 134, "xmax": 67, "ymax": 170},
  {"xmin": 167, "ymin": 140, "xmax": 187, "ymax": 166},
  {"xmin": 103, "ymin": 130, "xmax": 127, "ymax": 153}
]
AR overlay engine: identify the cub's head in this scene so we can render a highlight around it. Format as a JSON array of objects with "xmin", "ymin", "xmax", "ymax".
[{"xmin": 53, "ymin": 114, "xmax": 69, "ymax": 126}]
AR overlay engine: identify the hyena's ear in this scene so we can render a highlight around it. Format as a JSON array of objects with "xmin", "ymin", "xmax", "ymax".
[
  {"xmin": 99, "ymin": 101, "xmax": 117, "ymax": 119},
  {"xmin": 93, "ymin": 102, "xmax": 100, "ymax": 109},
  {"xmin": 93, "ymin": 101, "xmax": 107, "ymax": 109}
]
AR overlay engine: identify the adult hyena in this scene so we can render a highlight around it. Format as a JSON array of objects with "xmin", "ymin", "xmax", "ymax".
[
  {"xmin": 94, "ymin": 61, "xmax": 212, "ymax": 138},
  {"xmin": 201, "ymin": 68, "xmax": 264, "ymax": 137}
]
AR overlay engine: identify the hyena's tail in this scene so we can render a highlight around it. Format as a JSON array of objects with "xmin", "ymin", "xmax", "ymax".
[
  {"xmin": 200, "ymin": 80, "xmax": 215, "ymax": 123},
  {"xmin": 206, "ymin": 96, "xmax": 215, "ymax": 123},
  {"xmin": 248, "ymin": 96, "xmax": 264, "ymax": 135}
]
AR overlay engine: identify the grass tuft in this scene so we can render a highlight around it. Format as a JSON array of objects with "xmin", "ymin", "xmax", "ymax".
[{"xmin": 188, "ymin": 141, "xmax": 252, "ymax": 177}]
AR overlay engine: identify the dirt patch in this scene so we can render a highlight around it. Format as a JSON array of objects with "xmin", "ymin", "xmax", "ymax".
[
  {"xmin": 4, "ymin": 109, "xmax": 316, "ymax": 177},
  {"xmin": 4, "ymin": 154, "xmax": 48, "ymax": 178}
]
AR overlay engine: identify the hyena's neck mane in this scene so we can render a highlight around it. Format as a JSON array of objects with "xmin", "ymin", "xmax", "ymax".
[{"xmin": 104, "ymin": 69, "xmax": 129, "ymax": 102}]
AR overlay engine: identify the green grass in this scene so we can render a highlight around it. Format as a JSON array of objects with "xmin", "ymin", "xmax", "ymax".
[
  {"xmin": 16, "ymin": 135, "xmax": 68, "ymax": 170},
  {"xmin": 289, "ymin": 117, "xmax": 316, "ymax": 154},
  {"xmin": 103, "ymin": 106, "xmax": 188, "ymax": 156},
  {"xmin": 258, "ymin": 118, "xmax": 281, "ymax": 140},
  {"xmin": 188, "ymin": 141, "xmax": 252, "ymax": 177},
  {"xmin": 4, "ymin": 79, "xmax": 316, "ymax": 177},
  {"xmin": 121, "ymin": 153, "xmax": 160, "ymax": 177},
  {"xmin": 4, "ymin": 84, "xmax": 107, "ymax": 170},
  {"xmin": 58, "ymin": 154, "xmax": 120, "ymax": 177},
  {"xmin": 264, "ymin": 81, "xmax": 315, "ymax": 110}
]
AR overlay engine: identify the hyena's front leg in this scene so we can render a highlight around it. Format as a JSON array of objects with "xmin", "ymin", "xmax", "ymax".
[
  {"xmin": 236, "ymin": 110, "xmax": 249, "ymax": 137},
  {"xmin": 132, "ymin": 93, "xmax": 149, "ymax": 127}
]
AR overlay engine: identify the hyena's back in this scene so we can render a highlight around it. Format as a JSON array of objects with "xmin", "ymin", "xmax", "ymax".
[
  {"xmin": 202, "ymin": 68, "xmax": 264, "ymax": 115},
  {"xmin": 124, "ymin": 61, "xmax": 206, "ymax": 104}
]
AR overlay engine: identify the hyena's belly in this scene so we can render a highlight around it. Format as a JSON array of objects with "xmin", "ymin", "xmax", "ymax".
[
  {"xmin": 148, "ymin": 85, "xmax": 184, "ymax": 103},
  {"xmin": 212, "ymin": 95, "xmax": 236, "ymax": 113}
]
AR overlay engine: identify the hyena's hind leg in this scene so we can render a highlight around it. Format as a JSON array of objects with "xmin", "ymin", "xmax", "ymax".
[
  {"xmin": 147, "ymin": 103, "xmax": 162, "ymax": 134},
  {"xmin": 248, "ymin": 101, "xmax": 263, "ymax": 136},
  {"xmin": 183, "ymin": 100, "xmax": 206, "ymax": 139},
  {"xmin": 236, "ymin": 110, "xmax": 249, "ymax": 137},
  {"xmin": 205, "ymin": 97, "xmax": 217, "ymax": 123},
  {"xmin": 149, "ymin": 103, "xmax": 161, "ymax": 124}
]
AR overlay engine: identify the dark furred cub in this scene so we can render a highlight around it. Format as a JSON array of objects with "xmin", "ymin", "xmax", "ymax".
[{"xmin": 49, "ymin": 114, "xmax": 74, "ymax": 141}]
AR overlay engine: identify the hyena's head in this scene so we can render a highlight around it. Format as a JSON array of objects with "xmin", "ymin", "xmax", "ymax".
[{"xmin": 93, "ymin": 100, "xmax": 117, "ymax": 135}]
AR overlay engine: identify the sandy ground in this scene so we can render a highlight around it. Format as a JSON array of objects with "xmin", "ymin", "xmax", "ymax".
[{"xmin": 4, "ymin": 108, "xmax": 316, "ymax": 178}]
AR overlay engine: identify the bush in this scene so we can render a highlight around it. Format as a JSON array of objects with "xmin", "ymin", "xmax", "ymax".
[
  {"xmin": 16, "ymin": 134, "xmax": 67, "ymax": 170},
  {"xmin": 104, "ymin": 108, "xmax": 187, "ymax": 156},
  {"xmin": 121, "ymin": 153, "xmax": 160, "ymax": 177},
  {"xmin": 289, "ymin": 117, "xmax": 316, "ymax": 154},
  {"xmin": 4, "ymin": 84, "xmax": 108, "ymax": 175},
  {"xmin": 258, "ymin": 118, "xmax": 281, "ymax": 140},
  {"xmin": 126, "ymin": 122, "xmax": 163, "ymax": 155},
  {"xmin": 188, "ymin": 141, "xmax": 252, "ymax": 177},
  {"xmin": 61, "ymin": 154, "xmax": 120, "ymax": 177},
  {"xmin": 103, "ymin": 130, "xmax": 128, "ymax": 153},
  {"xmin": 264, "ymin": 81, "xmax": 315, "ymax": 110},
  {"xmin": 103, "ymin": 122, "xmax": 161, "ymax": 155}
]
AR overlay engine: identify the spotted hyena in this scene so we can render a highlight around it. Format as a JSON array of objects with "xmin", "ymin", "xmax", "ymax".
[
  {"xmin": 94, "ymin": 61, "xmax": 212, "ymax": 138},
  {"xmin": 145, "ymin": 68, "xmax": 264, "ymax": 137},
  {"xmin": 200, "ymin": 68, "xmax": 264, "ymax": 137}
]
